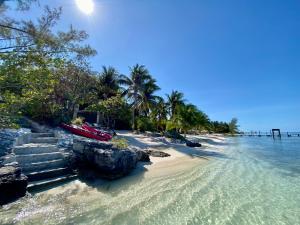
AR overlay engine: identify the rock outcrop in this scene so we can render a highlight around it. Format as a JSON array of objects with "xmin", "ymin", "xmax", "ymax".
[
  {"xmin": 146, "ymin": 150, "xmax": 171, "ymax": 158},
  {"xmin": 0, "ymin": 164, "xmax": 28, "ymax": 205},
  {"xmin": 0, "ymin": 128, "xmax": 31, "ymax": 158},
  {"xmin": 186, "ymin": 140, "xmax": 202, "ymax": 147},
  {"xmin": 164, "ymin": 130, "xmax": 186, "ymax": 141},
  {"xmin": 131, "ymin": 148, "xmax": 150, "ymax": 162},
  {"xmin": 73, "ymin": 138, "xmax": 138, "ymax": 180}
]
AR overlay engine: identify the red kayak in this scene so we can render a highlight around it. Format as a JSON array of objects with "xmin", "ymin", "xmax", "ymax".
[
  {"xmin": 81, "ymin": 123, "xmax": 112, "ymax": 140},
  {"xmin": 61, "ymin": 123, "xmax": 111, "ymax": 141}
]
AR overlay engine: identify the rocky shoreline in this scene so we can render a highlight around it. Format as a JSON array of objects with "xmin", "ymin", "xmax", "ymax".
[
  {"xmin": 72, "ymin": 138, "xmax": 171, "ymax": 180},
  {"xmin": 0, "ymin": 129, "xmax": 174, "ymax": 205}
]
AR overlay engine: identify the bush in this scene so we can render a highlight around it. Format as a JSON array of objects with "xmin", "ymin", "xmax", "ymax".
[
  {"xmin": 164, "ymin": 129, "xmax": 186, "ymax": 141},
  {"xmin": 166, "ymin": 120, "xmax": 177, "ymax": 131},
  {"xmin": 136, "ymin": 117, "xmax": 155, "ymax": 132},
  {"xmin": 71, "ymin": 117, "xmax": 85, "ymax": 126},
  {"xmin": 112, "ymin": 137, "xmax": 128, "ymax": 149}
]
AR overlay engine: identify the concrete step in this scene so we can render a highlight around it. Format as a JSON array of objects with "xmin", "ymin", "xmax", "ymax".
[
  {"xmin": 21, "ymin": 159, "xmax": 68, "ymax": 173},
  {"xmin": 31, "ymin": 137, "xmax": 58, "ymax": 144},
  {"xmin": 15, "ymin": 152, "xmax": 65, "ymax": 164},
  {"xmin": 25, "ymin": 167, "xmax": 72, "ymax": 181},
  {"xmin": 14, "ymin": 144, "xmax": 58, "ymax": 155},
  {"xmin": 27, "ymin": 174, "xmax": 78, "ymax": 191},
  {"xmin": 30, "ymin": 133, "xmax": 55, "ymax": 138}
]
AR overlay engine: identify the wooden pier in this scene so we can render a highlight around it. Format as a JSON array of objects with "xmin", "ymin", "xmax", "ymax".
[{"xmin": 238, "ymin": 130, "xmax": 300, "ymax": 137}]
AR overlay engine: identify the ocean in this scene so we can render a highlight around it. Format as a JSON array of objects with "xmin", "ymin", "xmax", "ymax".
[{"xmin": 1, "ymin": 137, "xmax": 299, "ymax": 225}]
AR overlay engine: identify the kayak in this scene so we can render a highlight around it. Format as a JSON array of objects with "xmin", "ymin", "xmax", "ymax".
[
  {"xmin": 61, "ymin": 123, "xmax": 111, "ymax": 141},
  {"xmin": 81, "ymin": 123, "xmax": 113, "ymax": 140}
]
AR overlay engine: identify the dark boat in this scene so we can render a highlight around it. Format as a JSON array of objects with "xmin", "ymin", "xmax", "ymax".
[{"xmin": 61, "ymin": 123, "xmax": 111, "ymax": 141}]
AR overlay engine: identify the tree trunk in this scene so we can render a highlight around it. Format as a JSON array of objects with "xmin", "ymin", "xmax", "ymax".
[
  {"xmin": 72, "ymin": 104, "xmax": 79, "ymax": 120},
  {"xmin": 96, "ymin": 111, "xmax": 100, "ymax": 125},
  {"xmin": 132, "ymin": 108, "xmax": 135, "ymax": 131},
  {"xmin": 132, "ymin": 90, "xmax": 138, "ymax": 131}
]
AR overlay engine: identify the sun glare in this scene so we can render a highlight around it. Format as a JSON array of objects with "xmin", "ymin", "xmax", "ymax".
[{"xmin": 75, "ymin": 0, "xmax": 94, "ymax": 15}]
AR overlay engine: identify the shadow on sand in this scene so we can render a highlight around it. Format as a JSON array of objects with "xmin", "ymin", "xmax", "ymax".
[{"xmin": 118, "ymin": 133, "xmax": 229, "ymax": 160}]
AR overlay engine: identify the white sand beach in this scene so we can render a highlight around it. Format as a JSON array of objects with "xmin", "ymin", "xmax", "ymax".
[{"xmin": 117, "ymin": 131, "xmax": 227, "ymax": 178}]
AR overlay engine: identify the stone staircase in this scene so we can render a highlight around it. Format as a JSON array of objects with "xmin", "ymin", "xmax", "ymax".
[{"xmin": 13, "ymin": 133, "xmax": 77, "ymax": 191}]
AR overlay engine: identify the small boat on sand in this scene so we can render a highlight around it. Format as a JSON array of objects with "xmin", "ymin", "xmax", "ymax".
[{"xmin": 61, "ymin": 123, "xmax": 112, "ymax": 141}]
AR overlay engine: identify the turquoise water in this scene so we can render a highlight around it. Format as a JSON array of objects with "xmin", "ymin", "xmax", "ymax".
[{"xmin": 1, "ymin": 137, "xmax": 300, "ymax": 225}]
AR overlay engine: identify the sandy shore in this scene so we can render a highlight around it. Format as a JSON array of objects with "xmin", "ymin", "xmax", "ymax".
[{"xmin": 117, "ymin": 131, "xmax": 227, "ymax": 178}]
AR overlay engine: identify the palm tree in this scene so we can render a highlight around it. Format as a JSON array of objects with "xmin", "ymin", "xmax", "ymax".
[
  {"xmin": 97, "ymin": 66, "xmax": 122, "ymax": 100},
  {"xmin": 140, "ymin": 77, "xmax": 160, "ymax": 116},
  {"xmin": 166, "ymin": 90, "xmax": 185, "ymax": 119},
  {"xmin": 95, "ymin": 66, "xmax": 123, "ymax": 125},
  {"xmin": 151, "ymin": 97, "xmax": 168, "ymax": 131},
  {"xmin": 120, "ymin": 64, "xmax": 158, "ymax": 130}
]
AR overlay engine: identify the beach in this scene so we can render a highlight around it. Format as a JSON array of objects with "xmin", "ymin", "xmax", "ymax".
[
  {"xmin": 0, "ymin": 132, "xmax": 228, "ymax": 224},
  {"xmin": 1, "ymin": 135, "xmax": 300, "ymax": 225},
  {"xmin": 118, "ymin": 131, "xmax": 227, "ymax": 178}
]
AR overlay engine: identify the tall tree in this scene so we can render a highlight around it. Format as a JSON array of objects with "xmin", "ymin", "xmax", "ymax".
[
  {"xmin": 0, "ymin": 2, "xmax": 96, "ymax": 127},
  {"xmin": 151, "ymin": 97, "xmax": 168, "ymax": 131},
  {"xmin": 120, "ymin": 64, "xmax": 157, "ymax": 130},
  {"xmin": 140, "ymin": 77, "xmax": 160, "ymax": 116},
  {"xmin": 228, "ymin": 118, "xmax": 239, "ymax": 134},
  {"xmin": 97, "ymin": 66, "xmax": 122, "ymax": 100},
  {"xmin": 0, "ymin": 5, "xmax": 96, "ymax": 58},
  {"xmin": 166, "ymin": 90, "xmax": 185, "ymax": 119}
]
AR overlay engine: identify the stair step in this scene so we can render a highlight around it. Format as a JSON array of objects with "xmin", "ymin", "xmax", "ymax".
[
  {"xmin": 25, "ymin": 167, "xmax": 72, "ymax": 181},
  {"xmin": 21, "ymin": 159, "xmax": 68, "ymax": 173},
  {"xmin": 16, "ymin": 152, "xmax": 65, "ymax": 164},
  {"xmin": 31, "ymin": 137, "xmax": 58, "ymax": 144},
  {"xmin": 30, "ymin": 133, "xmax": 55, "ymax": 138},
  {"xmin": 14, "ymin": 144, "xmax": 58, "ymax": 155},
  {"xmin": 27, "ymin": 174, "xmax": 78, "ymax": 191}
]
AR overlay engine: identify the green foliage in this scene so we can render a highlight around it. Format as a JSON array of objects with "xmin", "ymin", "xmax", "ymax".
[
  {"xmin": 0, "ymin": 5, "xmax": 96, "ymax": 58},
  {"xmin": 166, "ymin": 90, "xmax": 185, "ymax": 119},
  {"xmin": 136, "ymin": 117, "xmax": 155, "ymax": 132},
  {"xmin": 166, "ymin": 104, "xmax": 210, "ymax": 134},
  {"xmin": 120, "ymin": 64, "xmax": 160, "ymax": 130},
  {"xmin": 0, "ymin": 2, "xmax": 96, "ymax": 126},
  {"xmin": 86, "ymin": 94, "xmax": 130, "ymax": 128},
  {"xmin": 96, "ymin": 66, "xmax": 122, "ymax": 99},
  {"xmin": 0, "ymin": 2, "xmax": 237, "ymax": 132},
  {"xmin": 112, "ymin": 137, "xmax": 128, "ymax": 149},
  {"xmin": 71, "ymin": 117, "xmax": 84, "ymax": 126},
  {"xmin": 150, "ymin": 97, "xmax": 168, "ymax": 131},
  {"xmin": 229, "ymin": 118, "xmax": 239, "ymax": 134},
  {"xmin": 211, "ymin": 121, "xmax": 230, "ymax": 133}
]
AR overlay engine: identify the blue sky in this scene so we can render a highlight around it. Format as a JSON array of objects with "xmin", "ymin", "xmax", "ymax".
[{"xmin": 7, "ymin": 0, "xmax": 300, "ymax": 131}]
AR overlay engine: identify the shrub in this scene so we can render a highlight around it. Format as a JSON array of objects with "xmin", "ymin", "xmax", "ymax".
[
  {"xmin": 71, "ymin": 117, "xmax": 85, "ymax": 126},
  {"xmin": 137, "ymin": 117, "xmax": 155, "ymax": 132},
  {"xmin": 112, "ymin": 137, "xmax": 128, "ymax": 149}
]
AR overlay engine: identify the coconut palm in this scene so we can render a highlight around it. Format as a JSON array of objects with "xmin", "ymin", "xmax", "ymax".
[
  {"xmin": 140, "ymin": 77, "xmax": 160, "ymax": 116},
  {"xmin": 151, "ymin": 97, "xmax": 168, "ymax": 131},
  {"xmin": 166, "ymin": 90, "xmax": 185, "ymax": 119},
  {"xmin": 120, "ymin": 64, "xmax": 156, "ymax": 130},
  {"xmin": 97, "ymin": 66, "xmax": 122, "ymax": 100}
]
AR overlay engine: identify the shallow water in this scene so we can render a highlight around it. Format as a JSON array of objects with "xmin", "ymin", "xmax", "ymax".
[{"xmin": 1, "ymin": 137, "xmax": 299, "ymax": 225}]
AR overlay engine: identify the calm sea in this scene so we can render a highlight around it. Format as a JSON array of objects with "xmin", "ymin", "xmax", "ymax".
[{"xmin": 1, "ymin": 137, "xmax": 299, "ymax": 225}]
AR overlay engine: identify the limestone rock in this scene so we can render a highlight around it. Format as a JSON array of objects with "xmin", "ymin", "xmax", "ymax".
[
  {"xmin": 146, "ymin": 150, "xmax": 171, "ymax": 158},
  {"xmin": 73, "ymin": 138, "xmax": 137, "ymax": 180},
  {"xmin": 0, "ymin": 164, "xmax": 28, "ymax": 205},
  {"xmin": 135, "ymin": 149, "xmax": 150, "ymax": 162},
  {"xmin": 186, "ymin": 140, "xmax": 202, "ymax": 147}
]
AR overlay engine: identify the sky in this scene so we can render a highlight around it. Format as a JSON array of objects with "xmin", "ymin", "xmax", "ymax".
[{"xmin": 5, "ymin": 0, "xmax": 300, "ymax": 131}]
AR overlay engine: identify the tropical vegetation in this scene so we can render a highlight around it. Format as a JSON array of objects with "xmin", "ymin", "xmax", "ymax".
[{"xmin": 0, "ymin": 1, "xmax": 239, "ymax": 134}]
